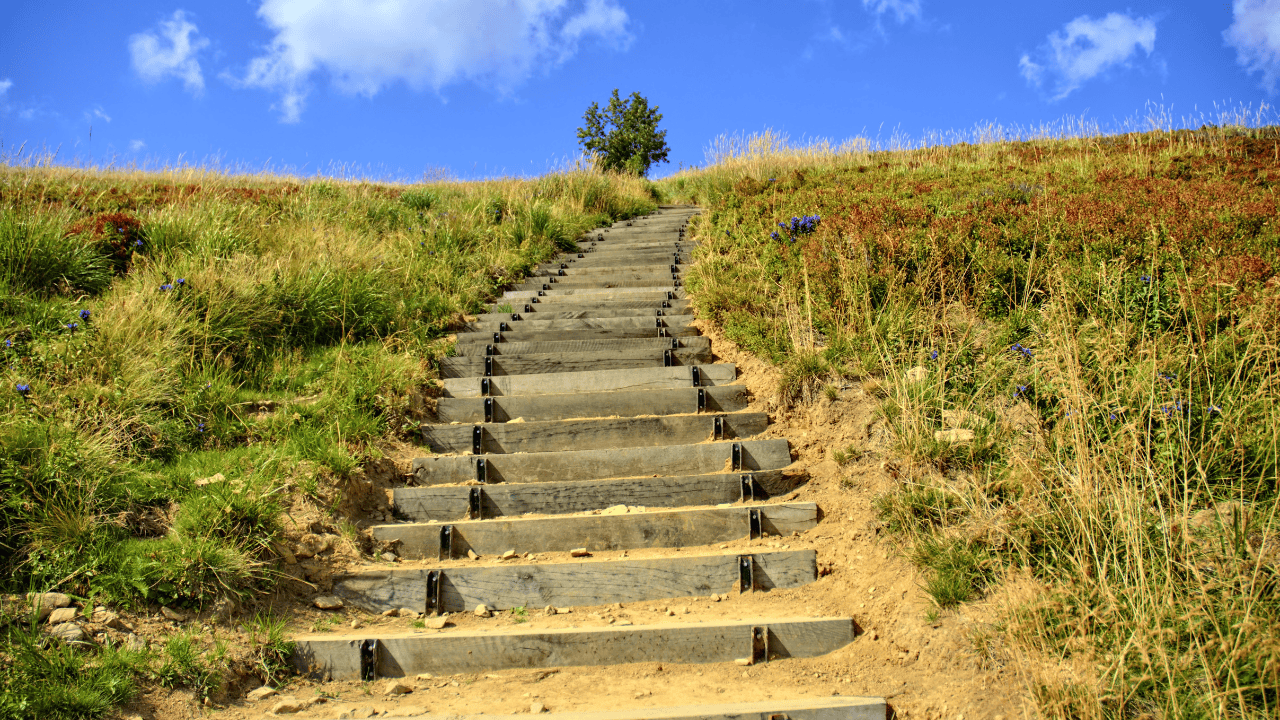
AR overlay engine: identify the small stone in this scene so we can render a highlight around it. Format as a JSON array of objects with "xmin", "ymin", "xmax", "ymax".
[
  {"xmin": 28, "ymin": 592, "xmax": 71, "ymax": 621},
  {"xmin": 467, "ymin": 549, "xmax": 480, "ymax": 560},
  {"xmin": 273, "ymin": 542, "xmax": 298, "ymax": 565},
  {"xmin": 269, "ymin": 696, "xmax": 307, "ymax": 714},
  {"xmin": 735, "ymin": 657, "xmax": 753, "ymax": 666},
  {"xmin": 383, "ymin": 679, "xmax": 414, "ymax": 696},
  {"xmin": 934, "ymin": 428, "xmax": 975, "ymax": 443},
  {"xmin": 544, "ymin": 605, "xmax": 556, "ymax": 616},
  {"xmin": 295, "ymin": 533, "xmax": 332, "ymax": 559},
  {"xmin": 48, "ymin": 623, "xmax": 87, "ymax": 643},
  {"xmin": 569, "ymin": 548, "xmax": 590, "ymax": 557},
  {"xmin": 47, "ymin": 607, "xmax": 79, "ymax": 624},
  {"xmin": 425, "ymin": 616, "xmax": 448, "ymax": 629},
  {"xmin": 160, "ymin": 606, "xmax": 186, "ymax": 622},
  {"xmin": 210, "ymin": 597, "xmax": 238, "ymax": 623},
  {"xmin": 398, "ymin": 608, "xmax": 420, "ymax": 619},
  {"xmin": 666, "ymin": 609, "xmax": 676, "ymax": 616},
  {"xmin": 531, "ymin": 702, "xmax": 546, "ymax": 714},
  {"xmin": 381, "ymin": 608, "xmax": 398, "ymax": 616},
  {"xmin": 905, "ymin": 365, "xmax": 928, "ymax": 383},
  {"xmin": 475, "ymin": 604, "xmax": 492, "ymax": 618},
  {"xmin": 351, "ymin": 619, "xmax": 363, "ymax": 629},
  {"xmin": 314, "ymin": 595, "xmax": 344, "ymax": 610},
  {"xmin": 501, "ymin": 550, "xmax": 517, "ymax": 560},
  {"xmin": 555, "ymin": 607, "xmax": 572, "ymax": 614},
  {"xmin": 247, "ymin": 686, "xmax": 279, "ymax": 702},
  {"xmin": 381, "ymin": 552, "xmax": 399, "ymax": 562},
  {"xmin": 601, "ymin": 504, "xmax": 628, "ymax": 515},
  {"xmin": 352, "ymin": 708, "xmax": 378, "ymax": 719},
  {"xmin": 678, "ymin": 606, "xmax": 690, "ymax": 614},
  {"xmin": 92, "ymin": 609, "xmax": 130, "ymax": 631},
  {"xmin": 194, "ymin": 472, "xmax": 226, "ymax": 486},
  {"xmin": 125, "ymin": 633, "xmax": 148, "ymax": 652},
  {"xmin": 615, "ymin": 620, "xmax": 633, "ymax": 626}
]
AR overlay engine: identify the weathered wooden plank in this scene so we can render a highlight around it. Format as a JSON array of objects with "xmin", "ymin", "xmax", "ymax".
[
  {"xmin": 530, "ymin": 263, "xmax": 690, "ymax": 277},
  {"xmin": 498, "ymin": 291, "xmax": 687, "ymax": 304},
  {"xmin": 453, "ymin": 336, "xmax": 709, "ymax": 357},
  {"xmin": 293, "ymin": 616, "xmax": 854, "ymax": 679},
  {"xmin": 441, "ymin": 364, "xmax": 735, "ymax": 398},
  {"xmin": 438, "ymin": 347, "xmax": 712, "ymax": 378},
  {"xmin": 465, "ymin": 315, "xmax": 697, "ymax": 333},
  {"xmin": 409, "ymin": 438, "xmax": 792, "ymax": 485},
  {"xmin": 485, "ymin": 299, "xmax": 692, "ymax": 315},
  {"xmin": 556, "ymin": 254, "xmax": 692, "ymax": 268},
  {"xmin": 471, "ymin": 306, "xmax": 683, "ymax": 322},
  {"xmin": 391, "ymin": 471, "xmax": 797, "ymax": 521},
  {"xmin": 503, "ymin": 287, "xmax": 686, "ymax": 300},
  {"xmin": 435, "ymin": 384, "xmax": 749, "ymax": 423},
  {"xmin": 420, "ymin": 412, "xmax": 768, "ymax": 454},
  {"xmin": 374, "ymin": 503, "xmax": 819, "ymax": 558},
  {"xmin": 511, "ymin": 278, "xmax": 684, "ymax": 292},
  {"xmin": 349, "ymin": 697, "xmax": 886, "ymax": 720},
  {"xmin": 453, "ymin": 325, "xmax": 699, "ymax": 345},
  {"xmin": 334, "ymin": 550, "xmax": 816, "ymax": 614}
]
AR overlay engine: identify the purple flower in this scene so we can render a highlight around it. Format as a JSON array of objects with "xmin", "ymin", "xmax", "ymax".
[
  {"xmin": 65, "ymin": 322, "xmax": 79, "ymax": 331},
  {"xmin": 159, "ymin": 284, "xmax": 173, "ymax": 291},
  {"xmin": 176, "ymin": 278, "xmax": 186, "ymax": 285},
  {"xmin": 79, "ymin": 309, "xmax": 91, "ymax": 321},
  {"xmin": 15, "ymin": 383, "xmax": 30, "ymax": 395},
  {"xmin": 930, "ymin": 350, "xmax": 938, "ymax": 360}
]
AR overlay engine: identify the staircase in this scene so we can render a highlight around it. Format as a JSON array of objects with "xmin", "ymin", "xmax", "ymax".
[{"xmin": 291, "ymin": 206, "xmax": 885, "ymax": 719}]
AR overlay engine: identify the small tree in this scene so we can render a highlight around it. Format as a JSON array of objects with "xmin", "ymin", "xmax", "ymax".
[{"xmin": 576, "ymin": 89, "xmax": 670, "ymax": 176}]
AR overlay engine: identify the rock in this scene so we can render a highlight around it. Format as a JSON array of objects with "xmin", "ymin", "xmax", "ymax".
[
  {"xmin": 125, "ymin": 633, "xmax": 148, "ymax": 652},
  {"xmin": 678, "ymin": 606, "xmax": 690, "ymax": 614},
  {"xmin": 160, "ymin": 606, "xmax": 186, "ymax": 622},
  {"xmin": 933, "ymin": 428, "xmax": 974, "ymax": 443},
  {"xmin": 383, "ymin": 679, "xmax": 414, "ymax": 695},
  {"xmin": 272, "ymin": 541, "xmax": 298, "ymax": 565},
  {"xmin": 210, "ymin": 597, "xmax": 238, "ymax": 622},
  {"xmin": 398, "ymin": 608, "xmax": 420, "ymax": 619},
  {"xmin": 425, "ymin": 616, "xmax": 448, "ymax": 629},
  {"xmin": 905, "ymin": 365, "xmax": 928, "ymax": 383},
  {"xmin": 268, "ymin": 696, "xmax": 307, "ymax": 714},
  {"xmin": 47, "ymin": 607, "xmax": 79, "ymax": 624},
  {"xmin": 194, "ymin": 472, "xmax": 225, "ymax": 486},
  {"xmin": 28, "ymin": 592, "xmax": 71, "ymax": 621},
  {"xmin": 569, "ymin": 548, "xmax": 590, "ymax": 557},
  {"xmin": 381, "ymin": 609, "xmax": 399, "ymax": 616},
  {"xmin": 466, "ymin": 549, "xmax": 480, "ymax": 560},
  {"xmin": 92, "ymin": 609, "xmax": 130, "ymax": 631},
  {"xmin": 48, "ymin": 623, "xmax": 87, "ymax": 643},
  {"xmin": 531, "ymin": 702, "xmax": 546, "ymax": 713},
  {"xmin": 314, "ymin": 595, "xmax": 344, "ymax": 610},
  {"xmin": 601, "ymin": 504, "xmax": 628, "ymax": 515},
  {"xmin": 247, "ymin": 686, "xmax": 279, "ymax": 702},
  {"xmin": 501, "ymin": 549, "xmax": 518, "ymax": 560},
  {"xmin": 555, "ymin": 607, "xmax": 572, "ymax": 614},
  {"xmin": 734, "ymin": 657, "xmax": 753, "ymax": 666},
  {"xmin": 351, "ymin": 619, "xmax": 363, "ymax": 629},
  {"xmin": 352, "ymin": 709, "xmax": 379, "ymax": 719},
  {"xmin": 380, "ymin": 552, "xmax": 399, "ymax": 562},
  {"xmin": 296, "ymin": 533, "xmax": 332, "ymax": 559},
  {"xmin": 416, "ymin": 673, "xmax": 435, "ymax": 680},
  {"xmin": 475, "ymin": 604, "xmax": 492, "ymax": 618},
  {"xmin": 544, "ymin": 606, "xmax": 556, "ymax": 616}
]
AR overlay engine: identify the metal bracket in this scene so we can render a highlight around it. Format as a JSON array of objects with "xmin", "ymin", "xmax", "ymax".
[
  {"xmin": 472, "ymin": 425, "xmax": 483, "ymax": 455},
  {"xmin": 662, "ymin": 300, "xmax": 671, "ymax": 309},
  {"xmin": 439, "ymin": 525, "xmax": 454, "ymax": 560},
  {"xmin": 692, "ymin": 366, "xmax": 701, "ymax": 387},
  {"xmin": 530, "ymin": 296, "xmax": 540, "ymax": 303},
  {"xmin": 468, "ymin": 486, "xmax": 482, "ymax": 519},
  {"xmin": 542, "ymin": 283, "xmax": 551, "ymax": 290},
  {"xmin": 359, "ymin": 639, "xmax": 379, "ymax": 681},
  {"xmin": 537, "ymin": 290, "xmax": 545, "ymax": 296},
  {"xmin": 485, "ymin": 344, "xmax": 496, "ymax": 356},
  {"xmin": 524, "ymin": 304, "xmax": 533, "ymax": 313},
  {"xmin": 738, "ymin": 555, "xmax": 754, "ymax": 593},
  {"xmin": 480, "ymin": 378, "xmax": 491, "ymax": 397},
  {"xmin": 732, "ymin": 443, "xmax": 742, "ymax": 471},
  {"xmin": 752, "ymin": 626, "xmax": 770, "ymax": 665},
  {"xmin": 658, "ymin": 326, "xmax": 667, "ymax": 338},
  {"xmin": 740, "ymin": 474, "xmax": 755, "ymax": 502},
  {"xmin": 483, "ymin": 397, "xmax": 494, "ymax": 423},
  {"xmin": 748, "ymin": 508, "xmax": 762, "ymax": 539},
  {"xmin": 499, "ymin": 322, "xmax": 509, "ymax": 332},
  {"xmin": 673, "ymin": 276, "xmax": 681, "ymax": 287},
  {"xmin": 667, "ymin": 291, "xmax": 675, "ymax": 300},
  {"xmin": 671, "ymin": 264, "xmax": 679, "ymax": 273},
  {"xmin": 484, "ymin": 356, "xmax": 493, "ymax": 377},
  {"xmin": 664, "ymin": 349, "xmax": 673, "ymax": 367},
  {"xmin": 713, "ymin": 415, "xmax": 725, "ymax": 440},
  {"xmin": 558, "ymin": 268, "xmax": 566, "ymax": 276},
  {"xmin": 697, "ymin": 387, "xmax": 706, "ymax": 411},
  {"xmin": 426, "ymin": 570, "xmax": 442, "ymax": 613},
  {"xmin": 511, "ymin": 313, "xmax": 520, "ymax": 321},
  {"xmin": 577, "ymin": 253, "xmax": 585, "ymax": 258},
  {"xmin": 560, "ymin": 263, "xmax": 568, "ymax": 269},
  {"xmin": 493, "ymin": 332, "xmax": 501, "ymax": 344},
  {"xmin": 475, "ymin": 457, "xmax": 487, "ymax": 484}
]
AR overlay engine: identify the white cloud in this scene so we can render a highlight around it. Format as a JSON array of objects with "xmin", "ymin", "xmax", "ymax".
[
  {"xmin": 88, "ymin": 106, "xmax": 112, "ymax": 123},
  {"xmin": 129, "ymin": 10, "xmax": 211, "ymax": 94},
  {"xmin": 0, "ymin": 79, "xmax": 11, "ymax": 97},
  {"xmin": 130, "ymin": 140, "xmax": 147, "ymax": 152},
  {"xmin": 1225, "ymin": 0, "xmax": 1280, "ymax": 93},
  {"xmin": 862, "ymin": 0, "xmax": 921, "ymax": 24},
  {"xmin": 229, "ymin": 0, "xmax": 631, "ymax": 123},
  {"xmin": 1019, "ymin": 12, "xmax": 1157, "ymax": 100}
]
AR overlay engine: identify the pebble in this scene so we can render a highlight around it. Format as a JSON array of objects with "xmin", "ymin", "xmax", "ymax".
[
  {"xmin": 47, "ymin": 607, "xmax": 78, "ymax": 624},
  {"xmin": 160, "ymin": 606, "xmax": 186, "ymax": 622},
  {"xmin": 569, "ymin": 548, "xmax": 590, "ymax": 557},
  {"xmin": 467, "ymin": 549, "xmax": 480, "ymax": 560},
  {"xmin": 351, "ymin": 708, "xmax": 378, "ymax": 719},
  {"xmin": 125, "ymin": 633, "xmax": 148, "ymax": 652},
  {"xmin": 351, "ymin": 619, "xmax": 363, "ymax": 629},
  {"xmin": 381, "ymin": 609, "xmax": 399, "ymax": 617},
  {"xmin": 383, "ymin": 679, "xmax": 414, "ymax": 696},
  {"xmin": 247, "ymin": 686, "xmax": 278, "ymax": 702},
  {"xmin": 425, "ymin": 616, "xmax": 448, "ymax": 629},
  {"xmin": 314, "ymin": 595, "xmax": 344, "ymax": 610},
  {"xmin": 544, "ymin": 605, "xmax": 556, "ymax": 616},
  {"xmin": 475, "ymin": 604, "xmax": 492, "ymax": 618},
  {"xmin": 381, "ymin": 552, "xmax": 399, "ymax": 562},
  {"xmin": 501, "ymin": 550, "xmax": 517, "ymax": 560},
  {"xmin": 268, "ymin": 696, "xmax": 307, "ymax": 714},
  {"xmin": 399, "ymin": 608, "xmax": 420, "ymax": 619},
  {"xmin": 48, "ymin": 623, "xmax": 87, "ymax": 643},
  {"xmin": 531, "ymin": 702, "xmax": 546, "ymax": 714},
  {"xmin": 28, "ymin": 592, "xmax": 71, "ymax": 621}
]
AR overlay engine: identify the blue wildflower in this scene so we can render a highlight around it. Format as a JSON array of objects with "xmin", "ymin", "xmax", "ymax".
[
  {"xmin": 768, "ymin": 178, "xmax": 776, "ymax": 183},
  {"xmin": 160, "ymin": 284, "xmax": 173, "ymax": 291},
  {"xmin": 4, "ymin": 339, "xmax": 11, "ymax": 348},
  {"xmin": 15, "ymin": 383, "xmax": 30, "ymax": 395},
  {"xmin": 65, "ymin": 322, "xmax": 79, "ymax": 331},
  {"xmin": 135, "ymin": 239, "xmax": 143, "ymax": 247},
  {"xmin": 79, "ymin": 309, "xmax": 91, "ymax": 321},
  {"xmin": 197, "ymin": 423, "xmax": 206, "ymax": 433},
  {"xmin": 176, "ymin": 278, "xmax": 186, "ymax": 286},
  {"xmin": 1139, "ymin": 275, "xmax": 1151, "ymax": 283},
  {"xmin": 930, "ymin": 350, "xmax": 938, "ymax": 360}
]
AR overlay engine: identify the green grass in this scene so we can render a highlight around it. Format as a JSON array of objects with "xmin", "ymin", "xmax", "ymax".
[{"xmin": 662, "ymin": 115, "xmax": 1280, "ymax": 717}]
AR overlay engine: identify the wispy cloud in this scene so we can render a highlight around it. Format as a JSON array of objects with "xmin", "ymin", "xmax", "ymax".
[
  {"xmin": 1225, "ymin": 0, "xmax": 1280, "ymax": 93},
  {"xmin": 0, "ymin": 79, "xmax": 11, "ymax": 97},
  {"xmin": 862, "ymin": 0, "xmax": 922, "ymax": 24},
  {"xmin": 86, "ymin": 106, "xmax": 112, "ymax": 123},
  {"xmin": 1019, "ymin": 12, "xmax": 1157, "ymax": 101},
  {"xmin": 227, "ymin": 0, "xmax": 631, "ymax": 123},
  {"xmin": 130, "ymin": 140, "xmax": 147, "ymax": 152},
  {"xmin": 129, "ymin": 10, "xmax": 211, "ymax": 95}
]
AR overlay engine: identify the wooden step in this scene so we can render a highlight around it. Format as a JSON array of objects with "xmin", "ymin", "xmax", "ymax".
[
  {"xmin": 332, "ymin": 549, "xmax": 817, "ymax": 614},
  {"xmin": 471, "ymin": 305, "xmax": 687, "ymax": 322},
  {"xmin": 558, "ymin": 253, "xmax": 692, "ymax": 268},
  {"xmin": 373, "ymin": 502, "xmax": 818, "ymax": 558},
  {"xmin": 421, "ymin": 412, "xmax": 768, "ymax": 455},
  {"xmin": 392, "ymin": 471, "xmax": 799, "ymax": 522},
  {"xmin": 438, "ymin": 347, "xmax": 711, "ymax": 378},
  {"xmin": 293, "ymin": 616, "xmax": 854, "ymax": 680},
  {"xmin": 511, "ymin": 278, "xmax": 683, "ymax": 292},
  {"xmin": 486, "ymin": 299, "xmax": 691, "ymax": 314},
  {"xmin": 531, "ymin": 263, "xmax": 691, "ymax": 277},
  {"xmin": 464, "ymin": 315, "xmax": 696, "ymax": 333},
  {"xmin": 502, "ymin": 288, "xmax": 687, "ymax": 300},
  {"xmin": 453, "ymin": 324, "xmax": 698, "ymax": 345},
  {"xmin": 441, "ymin": 364, "xmax": 734, "ymax": 398},
  {"xmin": 452, "ymin": 336, "xmax": 709, "ymax": 357},
  {"xmin": 409, "ymin": 438, "xmax": 791, "ymax": 485},
  {"xmin": 323, "ymin": 697, "xmax": 886, "ymax": 720},
  {"xmin": 435, "ymin": 385, "xmax": 749, "ymax": 423}
]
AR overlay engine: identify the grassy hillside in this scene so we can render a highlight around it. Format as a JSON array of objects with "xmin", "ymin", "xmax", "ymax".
[
  {"xmin": 666, "ymin": 125, "xmax": 1279, "ymax": 718},
  {"xmin": 0, "ymin": 163, "xmax": 657, "ymax": 717}
]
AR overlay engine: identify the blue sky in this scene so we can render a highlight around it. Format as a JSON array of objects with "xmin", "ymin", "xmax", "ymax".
[{"xmin": 3, "ymin": 1, "xmax": 1279, "ymax": 180}]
